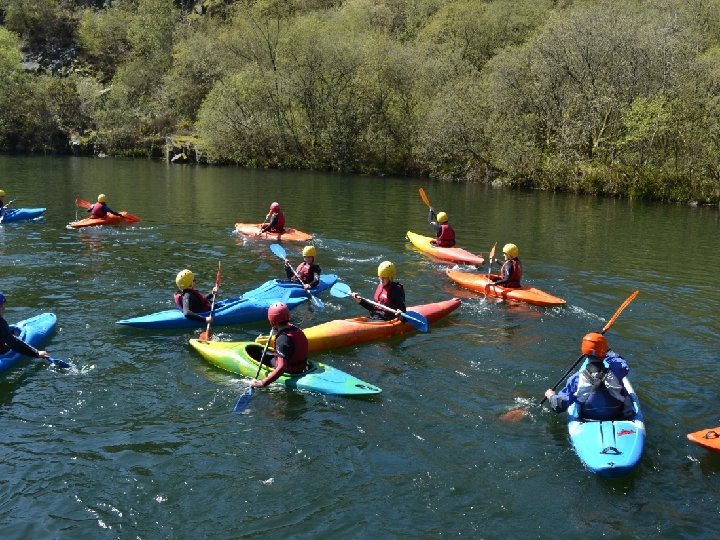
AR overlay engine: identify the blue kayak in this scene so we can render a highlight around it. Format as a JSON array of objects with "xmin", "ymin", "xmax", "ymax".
[
  {"xmin": 0, "ymin": 313, "xmax": 58, "ymax": 373},
  {"xmin": 0, "ymin": 207, "xmax": 46, "ymax": 223},
  {"xmin": 117, "ymin": 275, "xmax": 337, "ymax": 330},
  {"xmin": 567, "ymin": 361, "xmax": 645, "ymax": 478}
]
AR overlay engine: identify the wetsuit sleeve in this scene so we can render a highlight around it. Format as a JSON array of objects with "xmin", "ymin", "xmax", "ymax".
[
  {"xmin": 428, "ymin": 209, "xmax": 441, "ymax": 236},
  {"xmin": 260, "ymin": 214, "xmax": 278, "ymax": 233},
  {"xmin": 181, "ymin": 292, "xmax": 207, "ymax": 322},
  {"xmin": 107, "ymin": 205, "xmax": 122, "ymax": 216},
  {"xmin": 259, "ymin": 334, "xmax": 294, "ymax": 386},
  {"xmin": 286, "ymin": 264, "xmax": 296, "ymax": 280},
  {"xmin": 390, "ymin": 284, "xmax": 406, "ymax": 313},
  {"xmin": 0, "ymin": 317, "xmax": 41, "ymax": 358},
  {"xmin": 492, "ymin": 261, "xmax": 513, "ymax": 286},
  {"xmin": 357, "ymin": 298, "xmax": 376, "ymax": 315}
]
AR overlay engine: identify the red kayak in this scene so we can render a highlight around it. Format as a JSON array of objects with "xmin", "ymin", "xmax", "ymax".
[
  {"xmin": 446, "ymin": 269, "xmax": 565, "ymax": 307},
  {"xmin": 68, "ymin": 212, "xmax": 140, "ymax": 228},
  {"xmin": 257, "ymin": 298, "xmax": 462, "ymax": 352},
  {"xmin": 234, "ymin": 223, "xmax": 313, "ymax": 242}
]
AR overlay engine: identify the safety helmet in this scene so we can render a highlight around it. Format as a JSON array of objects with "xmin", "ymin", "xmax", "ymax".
[
  {"xmin": 377, "ymin": 261, "xmax": 396, "ymax": 280},
  {"xmin": 269, "ymin": 202, "xmax": 281, "ymax": 211},
  {"xmin": 302, "ymin": 245, "xmax": 317, "ymax": 258},
  {"xmin": 437, "ymin": 211, "xmax": 448, "ymax": 224},
  {"xmin": 97, "ymin": 193, "xmax": 107, "ymax": 203},
  {"xmin": 503, "ymin": 243, "xmax": 519, "ymax": 258},
  {"xmin": 0, "ymin": 292, "xmax": 5, "ymax": 304},
  {"xmin": 581, "ymin": 332, "xmax": 609, "ymax": 358},
  {"xmin": 175, "ymin": 269, "xmax": 195, "ymax": 290},
  {"xmin": 0, "ymin": 189, "xmax": 5, "ymax": 197},
  {"xmin": 267, "ymin": 302, "xmax": 290, "ymax": 326}
]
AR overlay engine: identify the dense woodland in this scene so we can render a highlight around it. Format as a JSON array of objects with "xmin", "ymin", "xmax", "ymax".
[{"xmin": 1, "ymin": 0, "xmax": 720, "ymax": 203}]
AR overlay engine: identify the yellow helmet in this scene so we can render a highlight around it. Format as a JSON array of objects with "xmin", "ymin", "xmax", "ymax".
[
  {"xmin": 503, "ymin": 243, "xmax": 519, "ymax": 258},
  {"xmin": 97, "ymin": 193, "xmax": 107, "ymax": 203},
  {"xmin": 377, "ymin": 261, "xmax": 396, "ymax": 280},
  {"xmin": 0, "ymin": 189, "xmax": 5, "ymax": 197},
  {"xmin": 302, "ymin": 245, "xmax": 317, "ymax": 258},
  {"xmin": 437, "ymin": 211, "xmax": 448, "ymax": 223},
  {"xmin": 175, "ymin": 269, "xmax": 194, "ymax": 290}
]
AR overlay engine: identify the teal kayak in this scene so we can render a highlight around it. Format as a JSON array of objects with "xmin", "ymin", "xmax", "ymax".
[
  {"xmin": 189, "ymin": 339, "xmax": 381, "ymax": 396},
  {"xmin": 567, "ymin": 361, "xmax": 645, "ymax": 478},
  {"xmin": 117, "ymin": 275, "xmax": 337, "ymax": 329},
  {"xmin": 0, "ymin": 313, "xmax": 57, "ymax": 373}
]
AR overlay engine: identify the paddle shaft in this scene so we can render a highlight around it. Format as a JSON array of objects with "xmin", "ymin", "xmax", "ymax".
[
  {"xmin": 539, "ymin": 290, "xmax": 639, "ymax": 406},
  {"xmin": 200, "ymin": 261, "xmax": 221, "ymax": 340},
  {"xmin": 253, "ymin": 328, "xmax": 275, "ymax": 380},
  {"xmin": 270, "ymin": 244, "xmax": 323, "ymax": 308}
]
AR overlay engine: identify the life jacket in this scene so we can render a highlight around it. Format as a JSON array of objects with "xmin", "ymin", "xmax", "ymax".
[
  {"xmin": 373, "ymin": 281, "xmax": 404, "ymax": 311},
  {"xmin": 294, "ymin": 262, "xmax": 318, "ymax": 284},
  {"xmin": 90, "ymin": 202, "xmax": 108, "ymax": 218},
  {"xmin": 174, "ymin": 289, "xmax": 212, "ymax": 313},
  {"xmin": 268, "ymin": 211, "xmax": 285, "ymax": 232},
  {"xmin": 576, "ymin": 361, "xmax": 627, "ymax": 420},
  {"xmin": 436, "ymin": 223, "xmax": 456, "ymax": 247},
  {"xmin": 500, "ymin": 258, "xmax": 522, "ymax": 288},
  {"xmin": 274, "ymin": 324, "xmax": 308, "ymax": 374}
]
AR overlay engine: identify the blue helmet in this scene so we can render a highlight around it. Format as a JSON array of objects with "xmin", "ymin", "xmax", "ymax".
[{"xmin": 0, "ymin": 292, "xmax": 5, "ymax": 304}]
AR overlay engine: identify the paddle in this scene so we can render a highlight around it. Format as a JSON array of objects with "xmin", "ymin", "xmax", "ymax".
[
  {"xmin": 486, "ymin": 242, "xmax": 497, "ymax": 274},
  {"xmin": 419, "ymin": 187, "xmax": 432, "ymax": 209},
  {"xmin": 269, "ymin": 243, "xmax": 324, "ymax": 310},
  {"xmin": 500, "ymin": 290, "xmax": 640, "ymax": 422},
  {"xmin": 0, "ymin": 199, "xmax": 15, "ymax": 224},
  {"xmin": 75, "ymin": 198, "xmax": 140, "ymax": 222},
  {"xmin": 46, "ymin": 357, "xmax": 72, "ymax": 369},
  {"xmin": 232, "ymin": 328, "xmax": 275, "ymax": 413},
  {"xmin": 329, "ymin": 282, "xmax": 429, "ymax": 332},
  {"xmin": 199, "ymin": 260, "xmax": 221, "ymax": 340}
]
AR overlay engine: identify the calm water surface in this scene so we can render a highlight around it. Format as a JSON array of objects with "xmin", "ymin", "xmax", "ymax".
[{"xmin": 0, "ymin": 156, "xmax": 718, "ymax": 539}]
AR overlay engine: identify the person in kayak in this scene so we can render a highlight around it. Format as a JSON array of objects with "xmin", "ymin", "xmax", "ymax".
[
  {"xmin": 0, "ymin": 292, "xmax": 50, "ymax": 360},
  {"xmin": 259, "ymin": 201, "xmax": 285, "ymax": 234},
  {"xmin": 285, "ymin": 245, "xmax": 321, "ymax": 290},
  {"xmin": 174, "ymin": 269, "xmax": 218, "ymax": 324},
  {"xmin": 428, "ymin": 208, "xmax": 456, "ymax": 247},
  {"xmin": 490, "ymin": 243, "xmax": 522, "ymax": 288},
  {"xmin": 249, "ymin": 302, "xmax": 309, "ymax": 388},
  {"xmin": 352, "ymin": 261, "xmax": 406, "ymax": 321},
  {"xmin": 0, "ymin": 189, "xmax": 6, "ymax": 220},
  {"xmin": 87, "ymin": 194, "xmax": 122, "ymax": 219},
  {"xmin": 544, "ymin": 333, "xmax": 635, "ymax": 421}
]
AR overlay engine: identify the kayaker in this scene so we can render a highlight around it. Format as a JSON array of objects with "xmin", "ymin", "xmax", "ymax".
[
  {"xmin": 352, "ymin": 261, "xmax": 406, "ymax": 321},
  {"xmin": 87, "ymin": 194, "xmax": 122, "ymax": 219},
  {"xmin": 259, "ymin": 201, "xmax": 285, "ymax": 234},
  {"xmin": 490, "ymin": 243, "xmax": 522, "ymax": 288},
  {"xmin": 174, "ymin": 269, "xmax": 218, "ymax": 324},
  {"xmin": 544, "ymin": 333, "xmax": 634, "ymax": 421},
  {"xmin": 285, "ymin": 245, "xmax": 321, "ymax": 290},
  {"xmin": 0, "ymin": 189, "xmax": 5, "ymax": 209},
  {"xmin": 249, "ymin": 302, "xmax": 309, "ymax": 388},
  {"xmin": 428, "ymin": 208, "xmax": 456, "ymax": 247},
  {"xmin": 0, "ymin": 292, "xmax": 50, "ymax": 360}
]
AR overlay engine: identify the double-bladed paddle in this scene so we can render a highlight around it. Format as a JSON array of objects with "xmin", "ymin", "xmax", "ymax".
[
  {"xmin": 199, "ymin": 260, "xmax": 221, "ymax": 341},
  {"xmin": 232, "ymin": 328, "xmax": 275, "ymax": 413},
  {"xmin": 269, "ymin": 244, "xmax": 324, "ymax": 310},
  {"xmin": 330, "ymin": 282, "xmax": 429, "ymax": 332}
]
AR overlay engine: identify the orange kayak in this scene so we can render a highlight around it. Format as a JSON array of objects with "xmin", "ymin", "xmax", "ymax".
[
  {"xmin": 687, "ymin": 427, "xmax": 720, "ymax": 454},
  {"xmin": 446, "ymin": 269, "xmax": 565, "ymax": 307},
  {"xmin": 406, "ymin": 231, "xmax": 484, "ymax": 265},
  {"xmin": 68, "ymin": 212, "xmax": 140, "ymax": 228},
  {"xmin": 234, "ymin": 223, "xmax": 313, "ymax": 242},
  {"xmin": 256, "ymin": 298, "xmax": 461, "ymax": 352}
]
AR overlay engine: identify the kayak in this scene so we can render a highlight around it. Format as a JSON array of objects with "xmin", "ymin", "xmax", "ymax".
[
  {"xmin": 406, "ymin": 231, "xmax": 484, "ymax": 266},
  {"xmin": 567, "ymin": 364, "xmax": 645, "ymax": 477},
  {"xmin": 446, "ymin": 268, "xmax": 566, "ymax": 307},
  {"xmin": 188, "ymin": 339, "xmax": 382, "ymax": 396},
  {"xmin": 117, "ymin": 275, "xmax": 337, "ymax": 329},
  {"xmin": 256, "ymin": 298, "xmax": 462, "ymax": 352},
  {"xmin": 68, "ymin": 211, "xmax": 140, "ymax": 228},
  {"xmin": 0, "ymin": 208, "xmax": 46, "ymax": 223},
  {"xmin": 234, "ymin": 223, "xmax": 313, "ymax": 242},
  {"xmin": 687, "ymin": 427, "xmax": 720, "ymax": 454},
  {"xmin": 0, "ymin": 313, "xmax": 58, "ymax": 373}
]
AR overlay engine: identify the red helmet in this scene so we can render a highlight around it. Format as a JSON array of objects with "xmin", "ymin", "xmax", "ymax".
[
  {"xmin": 268, "ymin": 302, "xmax": 290, "ymax": 326},
  {"xmin": 581, "ymin": 332, "xmax": 609, "ymax": 358},
  {"xmin": 269, "ymin": 202, "xmax": 281, "ymax": 212}
]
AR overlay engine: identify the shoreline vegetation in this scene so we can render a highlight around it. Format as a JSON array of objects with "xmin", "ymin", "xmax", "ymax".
[{"xmin": 1, "ymin": 0, "xmax": 719, "ymax": 205}]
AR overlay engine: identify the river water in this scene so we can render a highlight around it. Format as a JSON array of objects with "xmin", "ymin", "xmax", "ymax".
[{"xmin": 0, "ymin": 156, "xmax": 718, "ymax": 539}]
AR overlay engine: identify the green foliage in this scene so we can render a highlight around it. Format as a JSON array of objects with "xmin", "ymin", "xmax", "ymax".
[{"xmin": 77, "ymin": 5, "xmax": 133, "ymax": 79}]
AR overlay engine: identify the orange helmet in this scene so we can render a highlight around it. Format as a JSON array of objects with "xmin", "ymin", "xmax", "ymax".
[
  {"xmin": 581, "ymin": 332, "xmax": 608, "ymax": 358},
  {"xmin": 268, "ymin": 302, "xmax": 290, "ymax": 326}
]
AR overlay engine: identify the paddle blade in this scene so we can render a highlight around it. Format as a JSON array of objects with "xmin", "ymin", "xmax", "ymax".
[
  {"xmin": 198, "ymin": 330, "xmax": 210, "ymax": 341},
  {"xmin": 500, "ymin": 407, "xmax": 529, "ymax": 422},
  {"xmin": 121, "ymin": 212, "xmax": 141, "ymax": 222},
  {"xmin": 75, "ymin": 198, "xmax": 92, "ymax": 209},
  {"xmin": 419, "ymin": 187, "xmax": 431, "ymax": 208},
  {"xmin": 330, "ymin": 283, "xmax": 352, "ymax": 298},
  {"xmin": 309, "ymin": 293, "xmax": 325, "ymax": 310},
  {"xmin": 402, "ymin": 310, "xmax": 429, "ymax": 332},
  {"xmin": 270, "ymin": 243, "xmax": 287, "ymax": 260},
  {"xmin": 47, "ymin": 357, "xmax": 72, "ymax": 369},
  {"xmin": 232, "ymin": 387, "xmax": 254, "ymax": 413}
]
